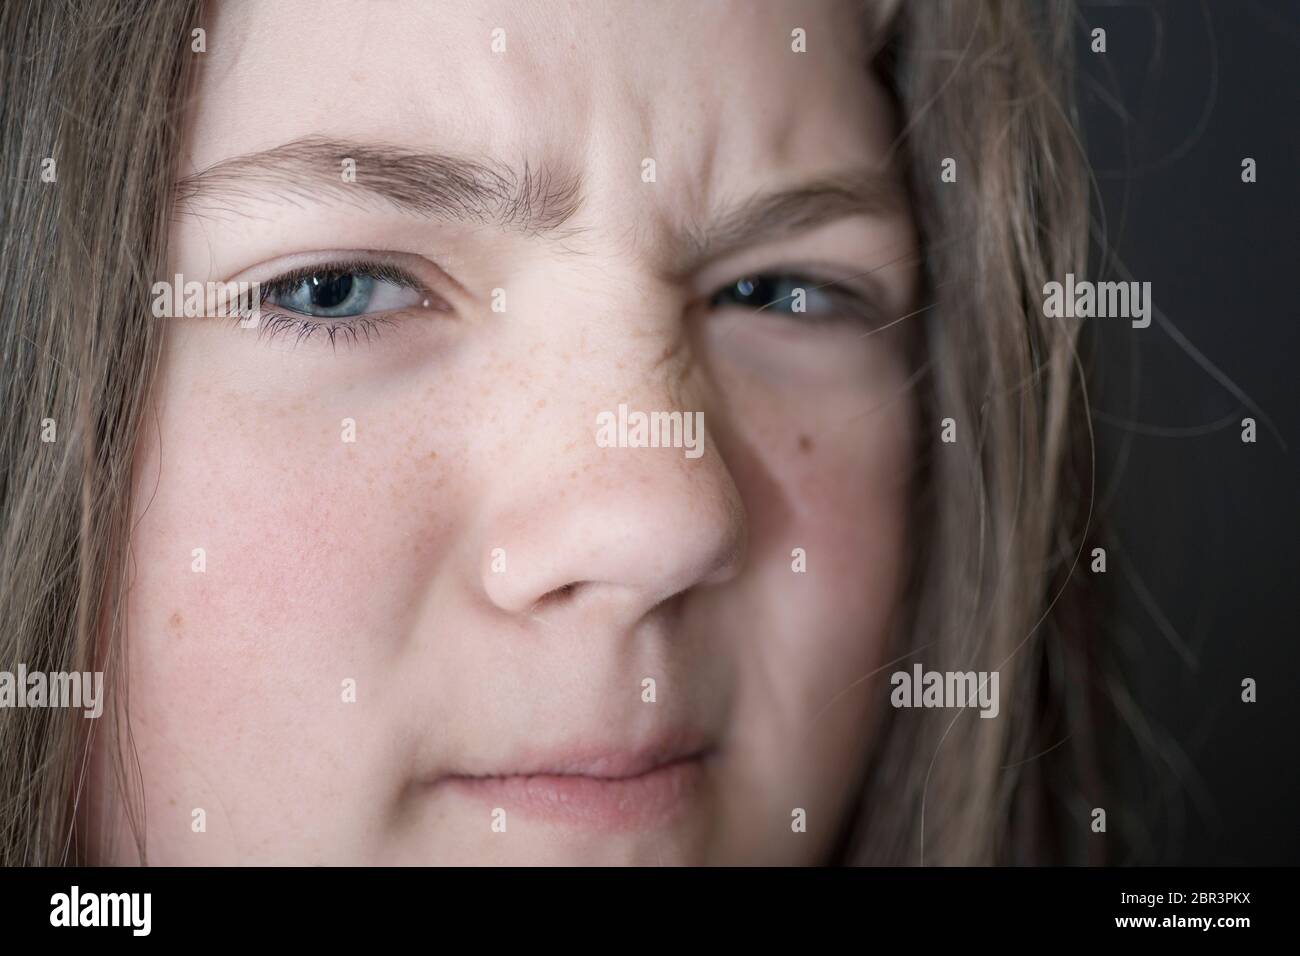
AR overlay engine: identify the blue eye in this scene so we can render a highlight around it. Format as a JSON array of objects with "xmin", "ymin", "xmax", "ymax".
[
  {"xmin": 273, "ymin": 272, "xmax": 378, "ymax": 318},
  {"xmin": 711, "ymin": 274, "xmax": 837, "ymax": 316},
  {"xmin": 245, "ymin": 259, "xmax": 446, "ymax": 351},
  {"xmin": 260, "ymin": 263, "xmax": 431, "ymax": 321}
]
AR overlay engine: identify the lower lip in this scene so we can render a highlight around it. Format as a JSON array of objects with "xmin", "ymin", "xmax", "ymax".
[{"xmin": 441, "ymin": 757, "xmax": 706, "ymax": 831}]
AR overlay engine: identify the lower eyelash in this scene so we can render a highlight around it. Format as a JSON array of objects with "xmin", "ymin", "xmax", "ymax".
[{"xmin": 252, "ymin": 311, "xmax": 401, "ymax": 351}]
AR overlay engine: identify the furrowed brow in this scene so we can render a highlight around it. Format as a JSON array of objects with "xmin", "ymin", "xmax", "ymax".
[
  {"xmin": 174, "ymin": 136, "xmax": 584, "ymax": 234},
  {"xmin": 673, "ymin": 168, "xmax": 909, "ymax": 276}
]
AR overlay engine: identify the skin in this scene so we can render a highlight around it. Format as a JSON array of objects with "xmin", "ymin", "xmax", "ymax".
[{"xmin": 90, "ymin": 0, "xmax": 920, "ymax": 864}]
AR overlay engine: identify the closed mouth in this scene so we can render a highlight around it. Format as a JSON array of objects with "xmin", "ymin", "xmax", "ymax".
[{"xmin": 433, "ymin": 741, "xmax": 714, "ymax": 830}]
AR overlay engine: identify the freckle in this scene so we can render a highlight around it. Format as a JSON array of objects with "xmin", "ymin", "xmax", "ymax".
[
  {"xmin": 167, "ymin": 611, "xmax": 184, "ymax": 638},
  {"xmin": 536, "ymin": 398, "xmax": 547, "ymax": 409},
  {"xmin": 428, "ymin": 451, "xmax": 438, "ymax": 461},
  {"xmin": 798, "ymin": 434, "xmax": 814, "ymax": 453}
]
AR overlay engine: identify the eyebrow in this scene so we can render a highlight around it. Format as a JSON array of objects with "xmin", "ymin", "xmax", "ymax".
[
  {"xmin": 175, "ymin": 136, "xmax": 907, "ymax": 271},
  {"xmin": 674, "ymin": 167, "xmax": 908, "ymax": 276},
  {"xmin": 174, "ymin": 136, "xmax": 585, "ymax": 235}
]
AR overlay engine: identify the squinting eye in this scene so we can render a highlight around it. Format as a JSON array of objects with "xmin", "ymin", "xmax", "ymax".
[
  {"xmin": 710, "ymin": 274, "xmax": 838, "ymax": 317},
  {"xmin": 265, "ymin": 266, "xmax": 427, "ymax": 319}
]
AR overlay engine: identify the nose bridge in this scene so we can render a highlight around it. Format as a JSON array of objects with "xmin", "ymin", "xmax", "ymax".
[
  {"xmin": 472, "ymin": 263, "xmax": 745, "ymax": 624},
  {"xmin": 545, "ymin": 247, "xmax": 690, "ymax": 368},
  {"xmin": 534, "ymin": 252, "xmax": 722, "ymax": 501},
  {"xmin": 516, "ymin": 252, "xmax": 704, "ymax": 455}
]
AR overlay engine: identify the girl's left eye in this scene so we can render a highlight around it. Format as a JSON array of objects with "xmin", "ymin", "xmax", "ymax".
[
  {"xmin": 264, "ymin": 265, "xmax": 428, "ymax": 319},
  {"xmin": 709, "ymin": 273, "xmax": 841, "ymax": 318}
]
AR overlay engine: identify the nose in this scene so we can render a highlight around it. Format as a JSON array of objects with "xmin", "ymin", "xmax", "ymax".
[{"xmin": 475, "ymin": 321, "xmax": 746, "ymax": 634}]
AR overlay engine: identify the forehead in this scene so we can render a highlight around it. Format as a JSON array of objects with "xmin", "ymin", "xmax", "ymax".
[{"xmin": 189, "ymin": 0, "xmax": 899, "ymax": 210}]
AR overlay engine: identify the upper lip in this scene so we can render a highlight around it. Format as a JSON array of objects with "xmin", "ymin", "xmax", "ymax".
[{"xmin": 440, "ymin": 731, "xmax": 712, "ymax": 781}]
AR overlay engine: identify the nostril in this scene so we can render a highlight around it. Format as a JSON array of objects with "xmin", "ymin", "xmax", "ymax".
[{"xmin": 531, "ymin": 582, "xmax": 579, "ymax": 613}]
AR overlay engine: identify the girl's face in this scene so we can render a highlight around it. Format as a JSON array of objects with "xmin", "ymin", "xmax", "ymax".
[{"xmin": 94, "ymin": 0, "xmax": 920, "ymax": 864}]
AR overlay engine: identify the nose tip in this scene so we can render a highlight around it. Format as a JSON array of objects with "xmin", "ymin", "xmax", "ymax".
[{"xmin": 477, "ymin": 426, "xmax": 747, "ymax": 628}]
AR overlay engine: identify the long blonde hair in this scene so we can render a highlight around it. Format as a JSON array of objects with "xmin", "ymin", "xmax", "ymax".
[{"xmin": 0, "ymin": 0, "xmax": 1098, "ymax": 865}]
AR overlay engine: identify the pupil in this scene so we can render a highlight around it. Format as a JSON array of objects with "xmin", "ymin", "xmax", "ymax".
[
  {"xmin": 739, "ymin": 276, "xmax": 780, "ymax": 304},
  {"xmin": 310, "ymin": 273, "xmax": 353, "ymax": 309}
]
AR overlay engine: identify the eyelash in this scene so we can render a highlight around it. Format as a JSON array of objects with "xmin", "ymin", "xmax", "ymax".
[
  {"xmin": 243, "ymin": 259, "xmax": 433, "ymax": 350},
  {"xmin": 257, "ymin": 311, "xmax": 400, "ymax": 350}
]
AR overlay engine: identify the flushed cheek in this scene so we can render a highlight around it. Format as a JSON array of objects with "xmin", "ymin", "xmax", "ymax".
[
  {"xmin": 115, "ymin": 544, "xmax": 380, "ymax": 864},
  {"xmin": 118, "ymin": 388, "xmax": 471, "ymax": 858},
  {"xmin": 120, "ymin": 553, "xmax": 412, "ymax": 862},
  {"xmin": 139, "ymin": 375, "xmax": 472, "ymax": 628}
]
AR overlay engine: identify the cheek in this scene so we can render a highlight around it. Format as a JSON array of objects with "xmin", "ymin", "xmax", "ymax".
[
  {"xmin": 130, "ymin": 401, "xmax": 392, "ymax": 658},
  {"xmin": 703, "ymin": 368, "xmax": 914, "ymax": 861},
  {"xmin": 756, "ymin": 403, "xmax": 913, "ymax": 709},
  {"xmin": 720, "ymin": 338, "xmax": 916, "ymax": 646},
  {"xmin": 129, "ymin": 335, "xmax": 479, "ymax": 654},
  {"xmin": 113, "ymin": 372, "xmax": 472, "ymax": 853}
]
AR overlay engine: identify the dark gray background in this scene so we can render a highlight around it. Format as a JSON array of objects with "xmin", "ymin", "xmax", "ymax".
[{"xmin": 1077, "ymin": 0, "xmax": 1298, "ymax": 864}]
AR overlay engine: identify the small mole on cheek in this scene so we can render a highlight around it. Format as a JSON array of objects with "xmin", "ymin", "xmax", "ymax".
[{"xmin": 798, "ymin": 434, "xmax": 814, "ymax": 453}]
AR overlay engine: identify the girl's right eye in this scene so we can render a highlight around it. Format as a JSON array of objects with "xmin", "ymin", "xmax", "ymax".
[{"xmin": 263, "ymin": 265, "xmax": 430, "ymax": 319}]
